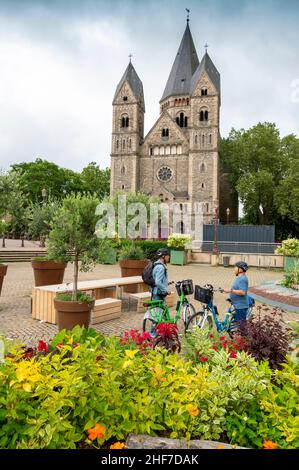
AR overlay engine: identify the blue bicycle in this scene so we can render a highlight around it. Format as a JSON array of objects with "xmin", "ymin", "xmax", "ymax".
[{"xmin": 186, "ymin": 284, "xmax": 255, "ymax": 335}]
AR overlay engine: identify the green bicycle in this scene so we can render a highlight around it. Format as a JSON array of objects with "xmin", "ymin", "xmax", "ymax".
[{"xmin": 142, "ymin": 279, "xmax": 196, "ymax": 335}]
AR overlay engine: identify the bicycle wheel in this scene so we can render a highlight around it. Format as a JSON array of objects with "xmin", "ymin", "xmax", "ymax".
[
  {"xmin": 182, "ymin": 303, "xmax": 196, "ymax": 331},
  {"xmin": 186, "ymin": 311, "xmax": 213, "ymax": 332},
  {"xmin": 142, "ymin": 318, "xmax": 158, "ymax": 336}
]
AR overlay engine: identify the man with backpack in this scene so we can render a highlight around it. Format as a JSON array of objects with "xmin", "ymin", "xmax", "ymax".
[{"xmin": 142, "ymin": 248, "xmax": 171, "ymax": 301}]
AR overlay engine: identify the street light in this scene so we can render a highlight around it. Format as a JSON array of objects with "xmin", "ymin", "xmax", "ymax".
[
  {"xmin": 226, "ymin": 207, "xmax": 230, "ymax": 225},
  {"xmin": 213, "ymin": 206, "xmax": 219, "ymax": 254},
  {"xmin": 41, "ymin": 188, "xmax": 47, "ymax": 202}
]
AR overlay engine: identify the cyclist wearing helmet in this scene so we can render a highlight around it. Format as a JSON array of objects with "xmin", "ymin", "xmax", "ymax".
[
  {"xmin": 223, "ymin": 261, "xmax": 249, "ymax": 324},
  {"xmin": 151, "ymin": 248, "xmax": 171, "ymax": 301}
]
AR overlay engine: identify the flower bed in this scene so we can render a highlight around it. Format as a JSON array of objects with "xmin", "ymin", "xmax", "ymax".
[{"xmin": 0, "ymin": 317, "xmax": 298, "ymax": 450}]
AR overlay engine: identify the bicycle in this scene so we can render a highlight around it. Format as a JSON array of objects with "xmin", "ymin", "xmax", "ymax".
[
  {"xmin": 186, "ymin": 283, "xmax": 255, "ymax": 335},
  {"xmin": 142, "ymin": 279, "xmax": 196, "ymax": 335}
]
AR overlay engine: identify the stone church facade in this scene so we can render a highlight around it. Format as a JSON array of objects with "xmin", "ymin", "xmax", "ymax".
[{"xmin": 110, "ymin": 20, "xmax": 236, "ymax": 229}]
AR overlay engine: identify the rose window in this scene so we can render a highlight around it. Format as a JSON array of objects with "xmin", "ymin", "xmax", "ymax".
[{"xmin": 157, "ymin": 166, "xmax": 173, "ymax": 182}]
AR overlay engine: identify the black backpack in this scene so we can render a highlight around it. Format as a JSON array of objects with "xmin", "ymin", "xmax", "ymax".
[{"xmin": 142, "ymin": 261, "xmax": 166, "ymax": 287}]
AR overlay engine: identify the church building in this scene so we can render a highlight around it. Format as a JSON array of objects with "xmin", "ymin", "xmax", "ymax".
[{"xmin": 110, "ymin": 18, "xmax": 236, "ymax": 227}]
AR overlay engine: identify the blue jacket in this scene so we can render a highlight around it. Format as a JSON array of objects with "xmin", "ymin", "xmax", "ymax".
[{"xmin": 151, "ymin": 260, "xmax": 168, "ymax": 297}]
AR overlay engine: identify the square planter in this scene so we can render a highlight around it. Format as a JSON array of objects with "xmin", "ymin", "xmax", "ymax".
[
  {"xmin": 284, "ymin": 256, "xmax": 298, "ymax": 271},
  {"xmin": 170, "ymin": 249, "xmax": 187, "ymax": 265}
]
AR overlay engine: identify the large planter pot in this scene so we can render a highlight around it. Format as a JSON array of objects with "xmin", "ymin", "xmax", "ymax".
[
  {"xmin": 31, "ymin": 259, "xmax": 67, "ymax": 287},
  {"xmin": 0, "ymin": 264, "xmax": 8, "ymax": 297},
  {"xmin": 170, "ymin": 249, "xmax": 187, "ymax": 266},
  {"xmin": 119, "ymin": 259, "xmax": 148, "ymax": 293},
  {"xmin": 54, "ymin": 298, "xmax": 95, "ymax": 331},
  {"xmin": 284, "ymin": 256, "xmax": 298, "ymax": 271}
]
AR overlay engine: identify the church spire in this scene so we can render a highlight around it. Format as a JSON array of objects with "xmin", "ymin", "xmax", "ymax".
[
  {"xmin": 160, "ymin": 22, "xmax": 199, "ymax": 102},
  {"xmin": 113, "ymin": 59, "xmax": 144, "ymax": 110}
]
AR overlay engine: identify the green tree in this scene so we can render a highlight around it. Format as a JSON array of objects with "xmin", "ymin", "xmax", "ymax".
[
  {"xmin": 12, "ymin": 158, "xmax": 82, "ymax": 204},
  {"xmin": 0, "ymin": 170, "xmax": 27, "ymax": 237},
  {"xmin": 47, "ymin": 194, "xmax": 101, "ymax": 300},
  {"xmin": 26, "ymin": 199, "xmax": 60, "ymax": 242},
  {"xmin": 220, "ymin": 123, "xmax": 299, "ymax": 237},
  {"xmin": 80, "ymin": 162, "xmax": 110, "ymax": 199}
]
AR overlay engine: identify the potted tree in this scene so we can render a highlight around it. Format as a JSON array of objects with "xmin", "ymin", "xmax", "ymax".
[
  {"xmin": 119, "ymin": 242, "xmax": 148, "ymax": 293},
  {"xmin": 167, "ymin": 233, "xmax": 192, "ymax": 266},
  {"xmin": 276, "ymin": 238, "xmax": 299, "ymax": 271},
  {"xmin": 47, "ymin": 194, "xmax": 101, "ymax": 331}
]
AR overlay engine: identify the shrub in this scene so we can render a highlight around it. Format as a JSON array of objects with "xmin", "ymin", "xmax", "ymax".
[
  {"xmin": 226, "ymin": 360, "xmax": 299, "ymax": 449},
  {"xmin": 135, "ymin": 240, "xmax": 168, "ymax": 260},
  {"xmin": 276, "ymin": 238, "xmax": 299, "ymax": 257},
  {"xmin": 118, "ymin": 243, "xmax": 145, "ymax": 260},
  {"xmin": 167, "ymin": 233, "xmax": 192, "ymax": 250},
  {"xmin": 280, "ymin": 261, "xmax": 299, "ymax": 289},
  {"xmin": 242, "ymin": 308, "xmax": 293, "ymax": 369}
]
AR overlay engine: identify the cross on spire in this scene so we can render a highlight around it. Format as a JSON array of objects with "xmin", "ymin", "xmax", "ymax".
[
  {"xmin": 128, "ymin": 53, "xmax": 133, "ymax": 62},
  {"xmin": 204, "ymin": 43, "xmax": 209, "ymax": 53},
  {"xmin": 186, "ymin": 8, "xmax": 190, "ymax": 23}
]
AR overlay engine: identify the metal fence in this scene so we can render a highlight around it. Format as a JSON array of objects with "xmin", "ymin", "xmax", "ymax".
[{"xmin": 199, "ymin": 241, "xmax": 280, "ymax": 254}]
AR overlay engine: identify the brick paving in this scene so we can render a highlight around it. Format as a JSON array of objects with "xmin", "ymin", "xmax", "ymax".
[{"xmin": 0, "ymin": 262, "xmax": 297, "ymax": 347}]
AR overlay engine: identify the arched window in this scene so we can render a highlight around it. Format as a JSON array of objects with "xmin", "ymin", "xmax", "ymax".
[
  {"xmin": 201, "ymin": 183, "xmax": 205, "ymax": 189},
  {"xmin": 209, "ymin": 134, "xmax": 212, "ymax": 144},
  {"xmin": 116, "ymin": 140, "xmax": 119, "ymax": 150},
  {"xmin": 159, "ymin": 146, "xmax": 165, "ymax": 155},
  {"xmin": 162, "ymin": 128, "xmax": 169, "ymax": 137},
  {"xmin": 121, "ymin": 166, "xmax": 126, "ymax": 175},
  {"xmin": 176, "ymin": 112, "xmax": 188, "ymax": 128},
  {"xmin": 149, "ymin": 147, "xmax": 153, "ymax": 156},
  {"xmin": 123, "ymin": 96, "xmax": 128, "ymax": 101},
  {"xmin": 200, "ymin": 163, "xmax": 206, "ymax": 173},
  {"xmin": 177, "ymin": 145, "xmax": 182, "ymax": 155},
  {"xmin": 121, "ymin": 115, "xmax": 129, "ymax": 128},
  {"xmin": 122, "ymin": 139, "xmax": 125, "ymax": 150},
  {"xmin": 121, "ymin": 185, "xmax": 125, "ymax": 190},
  {"xmin": 202, "ymin": 134, "xmax": 205, "ymax": 146},
  {"xmin": 171, "ymin": 145, "xmax": 176, "ymax": 155},
  {"xmin": 201, "ymin": 88, "xmax": 208, "ymax": 96},
  {"xmin": 129, "ymin": 138, "xmax": 132, "ymax": 149},
  {"xmin": 154, "ymin": 146, "xmax": 159, "ymax": 156},
  {"xmin": 186, "ymin": 98, "xmax": 189, "ymax": 105},
  {"xmin": 199, "ymin": 109, "xmax": 209, "ymax": 122},
  {"xmin": 165, "ymin": 145, "xmax": 171, "ymax": 155},
  {"xmin": 206, "ymin": 203, "xmax": 209, "ymax": 212}
]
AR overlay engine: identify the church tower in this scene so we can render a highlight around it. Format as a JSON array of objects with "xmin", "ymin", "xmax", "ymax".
[{"xmin": 110, "ymin": 60, "xmax": 145, "ymax": 195}]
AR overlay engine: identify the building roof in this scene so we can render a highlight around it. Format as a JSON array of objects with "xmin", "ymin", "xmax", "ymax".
[
  {"xmin": 160, "ymin": 23, "xmax": 199, "ymax": 102},
  {"xmin": 113, "ymin": 61, "xmax": 144, "ymax": 108},
  {"xmin": 191, "ymin": 51, "xmax": 220, "ymax": 94}
]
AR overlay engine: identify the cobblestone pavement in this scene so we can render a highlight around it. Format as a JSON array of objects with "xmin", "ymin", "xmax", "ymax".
[{"xmin": 0, "ymin": 262, "xmax": 297, "ymax": 347}]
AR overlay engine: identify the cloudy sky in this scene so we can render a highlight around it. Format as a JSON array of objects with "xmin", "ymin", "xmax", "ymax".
[{"xmin": 0, "ymin": 0, "xmax": 298, "ymax": 172}]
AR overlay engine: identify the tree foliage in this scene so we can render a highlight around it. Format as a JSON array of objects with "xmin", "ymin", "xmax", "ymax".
[{"xmin": 220, "ymin": 123, "xmax": 299, "ymax": 237}]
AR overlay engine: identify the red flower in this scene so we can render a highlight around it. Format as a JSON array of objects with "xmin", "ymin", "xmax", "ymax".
[
  {"xmin": 96, "ymin": 355, "xmax": 104, "ymax": 363},
  {"xmin": 73, "ymin": 342, "xmax": 78, "ymax": 348},
  {"xmin": 219, "ymin": 336, "xmax": 225, "ymax": 341},
  {"xmin": 212, "ymin": 346, "xmax": 218, "ymax": 351},
  {"xmin": 37, "ymin": 340, "xmax": 48, "ymax": 353},
  {"xmin": 199, "ymin": 356, "xmax": 208, "ymax": 362},
  {"xmin": 230, "ymin": 351, "xmax": 237, "ymax": 359},
  {"xmin": 209, "ymin": 334, "xmax": 214, "ymax": 338}
]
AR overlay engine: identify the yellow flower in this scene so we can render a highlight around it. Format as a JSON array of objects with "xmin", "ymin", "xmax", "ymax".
[
  {"xmin": 110, "ymin": 442, "xmax": 125, "ymax": 449},
  {"xmin": 187, "ymin": 404, "xmax": 199, "ymax": 417},
  {"xmin": 125, "ymin": 349, "xmax": 139, "ymax": 359},
  {"xmin": 217, "ymin": 444, "xmax": 225, "ymax": 449},
  {"xmin": 122, "ymin": 360, "xmax": 133, "ymax": 369},
  {"xmin": 263, "ymin": 440, "xmax": 279, "ymax": 449},
  {"xmin": 23, "ymin": 383, "xmax": 32, "ymax": 392}
]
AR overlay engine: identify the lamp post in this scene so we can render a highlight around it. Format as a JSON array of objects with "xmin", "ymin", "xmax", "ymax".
[
  {"xmin": 213, "ymin": 207, "xmax": 219, "ymax": 254},
  {"xmin": 41, "ymin": 188, "xmax": 47, "ymax": 202},
  {"xmin": 226, "ymin": 207, "xmax": 230, "ymax": 225}
]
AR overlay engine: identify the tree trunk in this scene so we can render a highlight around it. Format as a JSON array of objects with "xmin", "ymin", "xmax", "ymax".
[{"xmin": 72, "ymin": 254, "xmax": 79, "ymax": 301}]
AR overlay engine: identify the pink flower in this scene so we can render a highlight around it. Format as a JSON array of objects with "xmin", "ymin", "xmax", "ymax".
[{"xmin": 230, "ymin": 351, "xmax": 237, "ymax": 359}]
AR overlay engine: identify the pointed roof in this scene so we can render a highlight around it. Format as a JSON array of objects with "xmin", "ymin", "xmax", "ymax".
[
  {"xmin": 113, "ymin": 61, "xmax": 144, "ymax": 107},
  {"xmin": 191, "ymin": 51, "xmax": 220, "ymax": 94},
  {"xmin": 160, "ymin": 23, "xmax": 199, "ymax": 102}
]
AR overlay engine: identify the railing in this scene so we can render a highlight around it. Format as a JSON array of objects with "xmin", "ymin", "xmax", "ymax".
[{"xmin": 193, "ymin": 241, "xmax": 281, "ymax": 254}]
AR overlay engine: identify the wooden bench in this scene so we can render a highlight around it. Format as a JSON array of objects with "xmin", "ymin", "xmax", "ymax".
[
  {"xmin": 91, "ymin": 298, "xmax": 122, "ymax": 324},
  {"xmin": 32, "ymin": 276, "xmax": 147, "ymax": 324},
  {"xmin": 129, "ymin": 291, "xmax": 176, "ymax": 313}
]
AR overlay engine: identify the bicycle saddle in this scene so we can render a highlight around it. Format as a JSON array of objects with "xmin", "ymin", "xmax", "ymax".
[{"xmin": 226, "ymin": 298, "xmax": 232, "ymax": 303}]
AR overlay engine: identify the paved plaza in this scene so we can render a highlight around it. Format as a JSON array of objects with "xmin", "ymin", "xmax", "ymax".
[{"xmin": 0, "ymin": 261, "xmax": 297, "ymax": 347}]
